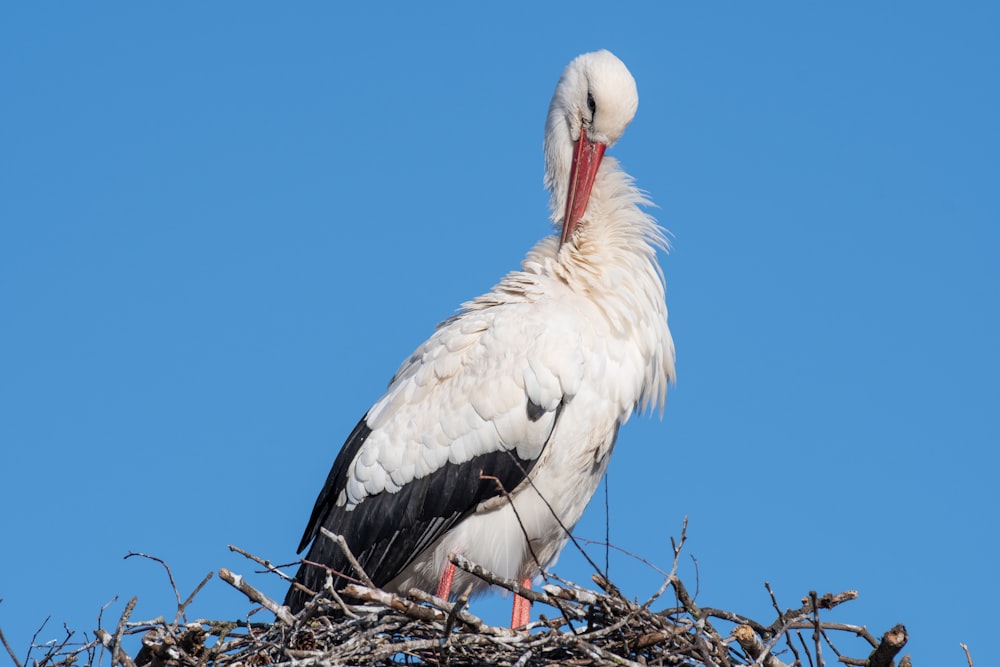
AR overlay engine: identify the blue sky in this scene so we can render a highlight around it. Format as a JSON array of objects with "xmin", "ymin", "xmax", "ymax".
[{"xmin": 2, "ymin": 3, "xmax": 997, "ymax": 664}]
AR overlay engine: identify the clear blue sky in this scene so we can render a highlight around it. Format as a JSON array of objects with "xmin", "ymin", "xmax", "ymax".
[{"xmin": 2, "ymin": 4, "xmax": 997, "ymax": 665}]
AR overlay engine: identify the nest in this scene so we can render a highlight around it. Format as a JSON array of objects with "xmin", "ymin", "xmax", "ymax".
[{"xmin": 2, "ymin": 526, "xmax": 913, "ymax": 667}]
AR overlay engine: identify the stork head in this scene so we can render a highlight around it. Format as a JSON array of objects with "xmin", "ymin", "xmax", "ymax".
[{"xmin": 543, "ymin": 50, "xmax": 639, "ymax": 247}]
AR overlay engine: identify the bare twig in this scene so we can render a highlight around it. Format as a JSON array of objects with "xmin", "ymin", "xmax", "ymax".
[
  {"xmin": 559, "ymin": 631, "xmax": 646, "ymax": 667},
  {"xmin": 178, "ymin": 571, "xmax": 214, "ymax": 621},
  {"xmin": 0, "ymin": 624, "xmax": 23, "ymax": 667},
  {"xmin": 578, "ymin": 537, "xmax": 673, "ymax": 581},
  {"xmin": 319, "ymin": 574, "xmax": 361, "ymax": 619},
  {"xmin": 449, "ymin": 553, "xmax": 548, "ymax": 604},
  {"xmin": 218, "ymin": 568, "xmax": 295, "ymax": 626},
  {"xmin": 697, "ymin": 607, "xmax": 770, "ymax": 636},
  {"xmin": 35, "ymin": 623, "xmax": 76, "ymax": 667},
  {"xmin": 796, "ymin": 631, "xmax": 813, "ymax": 667},
  {"xmin": 961, "ymin": 642, "xmax": 975, "ymax": 667},
  {"xmin": 98, "ymin": 596, "xmax": 137, "ymax": 667},
  {"xmin": 318, "ymin": 528, "xmax": 376, "ymax": 588},
  {"xmin": 25, "ymin": 615, "xmax": 52, "ymax": 667},
  {"xmin": 124, "ymin": 553, "xmax": 181, "ymax": 609},
  {"xmin": 441, "ymin": 583, "xmax": 472, "ymax": 645},
  {"xmin": 405, "ymin": 588, "xmax": 515, "ymax": 637},
  {"xmin": 638, "ymin": 519, "xmax": 689, "ymax": 613},
  {"xmin": 341, "ymin": 583, "xmax": 445, "ymax": 624},
  {"xmin": 767, "ymin": 590, "xmax": 859, "ymax": 637},
  {"xmin": 227, "ymin": 544, "xmax": 293, "ymax": 581},
  {"xmin": 809, "ymin": 591, "xmax": 823, "ymax": 667}
]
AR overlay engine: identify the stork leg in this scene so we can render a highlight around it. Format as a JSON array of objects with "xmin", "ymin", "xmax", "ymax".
[
  {"xmin": 441, "ymin": 563, "xmax": 530, "ymax": 628},
  {"xmin": 435, "ymin": 561, "xmax": 456, "ymax": 600},
  {"xmin": 511, "ymin": 577, "xmax": 533, "ymax": 629}
]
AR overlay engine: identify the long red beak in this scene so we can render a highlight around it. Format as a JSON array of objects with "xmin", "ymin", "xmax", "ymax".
[{"xmin": 560, "ymin": 135, "xmax": 606, "ymax": 247}]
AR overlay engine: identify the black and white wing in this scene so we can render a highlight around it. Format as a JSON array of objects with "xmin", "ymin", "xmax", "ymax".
[{"xmin": 285, "ymin": 296, "xmax": 583, "ymax": 610}]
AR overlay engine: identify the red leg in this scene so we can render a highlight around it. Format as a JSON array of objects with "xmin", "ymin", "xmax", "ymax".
[
  {"xmin": 511, "ymin": 577, "xmax": 533, "ymax": 629},
  {"xmin": 436, "ymin": 561, "xmax": 456, "ymax": 600}
]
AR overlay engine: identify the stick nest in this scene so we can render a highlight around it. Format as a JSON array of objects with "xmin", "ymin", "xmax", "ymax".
[{"xmin": 2, "ymin": 526, "xmax": 912, "ymax": 667}]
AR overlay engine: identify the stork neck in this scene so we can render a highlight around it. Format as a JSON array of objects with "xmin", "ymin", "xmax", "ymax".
[{"xmin": 564, "ymin": 158, "xmax": 661, "ymax": 253}]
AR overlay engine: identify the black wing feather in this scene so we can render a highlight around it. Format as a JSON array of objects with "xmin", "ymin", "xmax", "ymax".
[{"xmin": 285, "ymin": 404, "xmax": 561, "ymax": 611}]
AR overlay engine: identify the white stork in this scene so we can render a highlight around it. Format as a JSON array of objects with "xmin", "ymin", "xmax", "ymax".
[{"xmin": 286, "ymin": 50, "xmax": 675, "ymax": 628}]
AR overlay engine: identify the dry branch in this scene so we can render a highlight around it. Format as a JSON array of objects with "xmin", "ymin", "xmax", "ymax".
[
  {"xmin": 217, "ymin": 568, "xmax": 294, "ymax": 626},
  {"xmin": 732, "ymin": 624, "xmax": 788, "ymax": 667},
  {"xmin": 319, "ymin": 528, "xmax": 377, "ymax": 588},
  {"xmin": 450, "ymin": 553, "xmax": 548, "ymax": 604},
  {"xmin": 867, "ymin": 624, "xmax": 908, "ymax": 667}
]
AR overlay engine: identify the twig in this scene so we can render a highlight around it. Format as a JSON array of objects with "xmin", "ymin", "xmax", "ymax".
[
  {"xmin": 697, "ymin": 607, "xmax": 770, "ymax": 637},
  {"xmin": 0, "ymin": 624, "xmax": 23, "ymax": 667},
  {"xmin": 797, "ymin": 631, "xmax": 814, "ymax": 667},
  {"xmin": 178, "ymin": 571, "xmax": 214, "ymax": 621},
  {"xmin": 218, "ymin": 568, "xmax": 295, "ymax": 626},
  {"xmin": 316, "ymin": 575, "xmax": 360, "ymax": 619},
  {"xmin": 671, "ymin": 517, "xmax": 689, "ymax": 560},
  {"xmin": 634, "ymin": 626, "xmax": 682, "ymax": 650},
  {"xmin": 764, "ymin": 582, "xmax": 782, "ymax": 628},
  {"xmin": 559, "ymin": 631, "xmax": 646, "ymax": 667},
  {"xmin": 764, "ymin": 582, "xmax": 801, "ymax": 666},
  {"xmin": 512, "ymin": 647, "xmax": 534, "ymax": 667},
  {"xmin": 448, "ymin": 553, "xmax": 548, "ymax": 604},
  {"xmin": 671, "ymin": 571, "xmax": 720, "ymax": 642},
  {"xmin": 341, "ymin": 583, "xmax": 445, "ymax": 624},
  {"xmin": 809, "ymin": 591, "xmax": 822, "ymax": 667},
  {"xmin": 961, "ymin": 642, "xmax": 975, "ymax": 667},
  {"xmin": 690, "ymin": 618, "xmax": 721, "ymax": 667},
  {"xmin": 405, "ymin": 588, "xmax": 516, "ymax": 637},
  {"xmin": 639, "ymin": 519, "xmax": 689, "ymax": 613},
  {"xmin": 25, "ymin": 615, "xmax": 52, "ymax": 667},
  {"xmin": 767, "ymin": 590, "xmax": 859, "ymax": 637},
  {"xmin": 35, "ymin": 623, "xmax": 76, "ymax": 667},
  {"xmin": 756, "ymin": 595, "xmax": 803, "ymax": 667},
  {"xmin": 318, "ymin": 528, "xmax": 375, "ymax": 588},
  {"xmin": 227, "ymin": 544, "xmax": 291, "ymax": 580},
  {"xmin": 578, "ymin": 537, "xmax": 673, "ymax": 581},
  {"xmin": 441, "ymin": 583, "xmax": 473, "ymax": 648},
  {"xmin": 786, "ymin": 622, "xmax": 876, "ymax": 646},
  {"xmin": 368, "ymin": 635, "xmax": 509, "ymax": 664},
  {"xmin": 107, "ymin": 597, "xmax": 137, "ymax": 667},
  {"xmin": 543, "ymin": 583, "xmax": 598, "ymax": 606},
  {"xmin": 124, "ymin": 553, "xmax": 181, "ymax": 610}
]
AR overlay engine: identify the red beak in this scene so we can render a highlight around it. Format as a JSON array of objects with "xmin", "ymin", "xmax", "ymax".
[{"xmin": 560, "ymin": 134, "xmax": 606, "ymax": 247}]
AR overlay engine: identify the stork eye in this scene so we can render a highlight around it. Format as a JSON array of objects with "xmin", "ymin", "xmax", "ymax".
[{"xmin": 587, "ymin": 91, "xmax": 596, "ymax": 116}]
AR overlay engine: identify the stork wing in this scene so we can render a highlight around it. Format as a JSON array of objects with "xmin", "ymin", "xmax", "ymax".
[{"xmin": 287, "ymin": 297, "xmax": 584, "ymax": 607}]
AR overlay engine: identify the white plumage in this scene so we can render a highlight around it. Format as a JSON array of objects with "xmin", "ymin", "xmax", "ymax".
[{"xmin": 286, "ymin": 50, "xmax": 675, "ymax": 626}]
